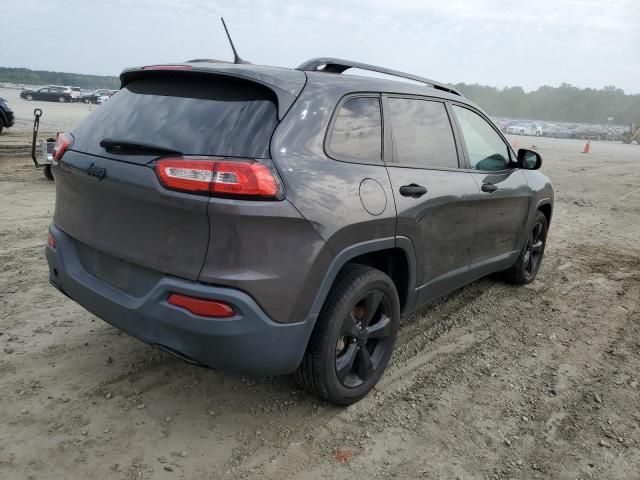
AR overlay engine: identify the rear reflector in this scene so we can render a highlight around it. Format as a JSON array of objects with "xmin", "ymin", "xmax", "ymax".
[
  {"xmin": 52, "ymin": 133, "xmax": 73, "ymax": 161},
  {"xmin": 47, "ymin": 232, "xmax": 56, "ymax": 249},
  {"xmin": 167, "ymin": 293, "xmax": 235, "ymax": 318},
  {"xmin": 155, "ymin": 157, "xmax": 282, "ymax": 198}
]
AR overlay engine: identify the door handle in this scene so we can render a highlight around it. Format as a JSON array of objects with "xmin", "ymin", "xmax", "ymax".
[
  {"xmin": 481, "ymin": 183, "xmax": 498, "ymax": 193},
  {"xmin": 399, "ymin": 184, "xmax": 427, "ymax": 198}
]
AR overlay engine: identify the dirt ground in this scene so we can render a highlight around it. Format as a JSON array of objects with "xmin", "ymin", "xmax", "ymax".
[{"xmin": 1, "ymin": 125, "xmax": 639, "ymax": 479}]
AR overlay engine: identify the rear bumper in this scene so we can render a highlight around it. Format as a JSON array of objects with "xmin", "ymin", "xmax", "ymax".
[{"xmin": 45, "ymin": 225, "xmax": 314, "ymax": 376}]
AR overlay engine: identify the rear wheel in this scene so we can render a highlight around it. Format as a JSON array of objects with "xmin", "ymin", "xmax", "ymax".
[
  {"xmin": 295, "ymin": 265, "xmax": 400, "ymax": 405},
  {"xmin": 504, "ymin": 211, "xmax": 548, "ymax": 285}
]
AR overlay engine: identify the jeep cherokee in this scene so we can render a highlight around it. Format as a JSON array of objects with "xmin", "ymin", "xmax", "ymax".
[{"xmin": 45, "ymin": 58, "xmax": 553, "ymax": 405}]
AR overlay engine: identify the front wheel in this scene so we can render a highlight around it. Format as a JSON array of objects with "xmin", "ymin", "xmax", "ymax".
[
  {"xmin": 58, "ymin": 96, "xmax": 66, "ymax": 103},
  {"xmin": 504, "ymin": 211, "xmax": 548, "ymax": 285},
  {"xmin": 26, "ymin": 94, "xmax": 34, "ymax": 101},
  {"xmin": 295, "ymin": 265, "xmax": 400, "ymax": 405}
]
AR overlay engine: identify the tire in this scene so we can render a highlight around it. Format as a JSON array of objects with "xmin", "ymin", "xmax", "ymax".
[
  {"xmin": 295, "ymin": 264, "xmax": 401, "ymax": 405},
  {"xmin": 503, "ymin": 211, "xmax": 548, "ymax": 285},
  {"xmin": 0, "ymin": 122, "xmax": 3, "ymax": 135},
  {"xmin": 43, "ymin": 165, "xmax": 54, "ymax": 181},
  {"xmin": 26, "ymin": 94, "xmax": 33, "ymax": 101},
  {"xmin": 58, "ymin": 96, "xmax": 66, "ymax": 103}
]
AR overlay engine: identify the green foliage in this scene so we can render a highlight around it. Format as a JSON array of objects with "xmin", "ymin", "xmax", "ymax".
[
  {"xmin": 0, "ymin": 67, "xmax": 119, "ymax": 90},
  {"xmin": 454, "ymin": 83, "xmax": 640, "ymax": 125}
]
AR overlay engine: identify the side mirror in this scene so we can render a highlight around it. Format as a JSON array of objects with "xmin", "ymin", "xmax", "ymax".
[{"xmin": 517, "ymin": 149, "xmax": 542, "ymax": 170}]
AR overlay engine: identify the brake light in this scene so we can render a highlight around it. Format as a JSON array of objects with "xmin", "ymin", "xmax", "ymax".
[
  {"xmin": 155, "ymin": 157, "xmax": 282, "ymax": 198},
  {"xmin": 52, "ymin": 133, "xmax": 73, "ymax": 161},
  {"xmin": 47, "ymin": 232, "xmax": 56, "ymax": 249},
  {"xmin": 168, "ymin": 293, "xmax": 235, "ymax": 318}
]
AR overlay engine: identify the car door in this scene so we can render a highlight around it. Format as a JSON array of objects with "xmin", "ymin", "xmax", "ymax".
[
  {"xmin": 35, "ymin": 88, "xmax": 49, "ymax": 100},
  {"xmin": 450, "ymin": 104, "xmax": 530, "ymax": 280},
  {"xmin": 382, "ymin": 95, "xmax": 480, "ymax": 306}
]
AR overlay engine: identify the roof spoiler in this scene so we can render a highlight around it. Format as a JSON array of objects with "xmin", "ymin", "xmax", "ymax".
[
  {"xmin": 119, "ymin": 65, "xmax": 301, "ymax": 120},
  {"xmin": 298, "ymin": 57, "xmax": 461, "ymax": 97}
]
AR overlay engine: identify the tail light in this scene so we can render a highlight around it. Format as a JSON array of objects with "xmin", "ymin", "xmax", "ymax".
[
  {"xmin": 155, "ymin": 157, "xmax": 283, "ymax": 199},
  {"xmin": 47, "ymin": 232, "xmax": 56, "ymax": 249},
  {"xmin": 168, "ymin": 293, "xmax": 235, "ymax": 318},
  {"xmin": 52, "ymin": 133, "xmax": 73, "ymax": 161}
]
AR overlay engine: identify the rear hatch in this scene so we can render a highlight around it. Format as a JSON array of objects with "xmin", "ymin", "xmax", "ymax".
[{"xmin": 54, "ymin": 70, "xmax": 289, "ymax": 281}]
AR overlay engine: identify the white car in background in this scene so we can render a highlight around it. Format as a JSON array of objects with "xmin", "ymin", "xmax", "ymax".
[{"xmin": 506, "ymin": 122, "xmax": 543, "ymax": 136}]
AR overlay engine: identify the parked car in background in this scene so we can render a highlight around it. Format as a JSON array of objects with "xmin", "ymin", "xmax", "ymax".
[
  {"xmin": 0, "ymin": 97, "xmax": 15, "ymax": 134},
  {"xmin": 20, "ymin": 86, "xmax": 74, "ymax": 103},
  {"xmin": 81, "ymin": 89, "xmax": 117, "ymax": 104},
  {"xmin": 543, "ymin": 125, "xmax": 571, "ymax": 139},
  {"xmin": 506, "ymin": 122, "xmax": 543, "ymax": 136},
  {"xmin": 70, "ymin": 87, "xmax": 82, "ymax": 102},
  {"xmin": 568, "ymin": 125, "xmax": 608, "ymax": 141},
  {"xmin": 97, "ymin": 92, "xmax": 116, "ymax": 104}
]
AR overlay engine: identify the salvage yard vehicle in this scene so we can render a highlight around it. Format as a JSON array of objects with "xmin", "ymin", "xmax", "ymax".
[
  {"xmin": 70, "ymin": 86, "xmax": 82, "ymax": 102},
  {"xmin": 45, "ymin": 57, "xmax": 553, "ymax": 405},
  {"xmin": 81, "ymin": 89, "xmax": 117, "ymax": 104},
  {"xmin": 506, "ymin": 122, "xmax": 543, "ymax": 136},
  {"xmin": 543, "ymin": 125, "xmax": 571, "ymax": 139},
  {"xmin": 0, "ymin": 96, "xmax": 15, "ymax": 134},
  {"xmin": 20, "ymin": 86, "xmax": 73, "ymax": 103}
]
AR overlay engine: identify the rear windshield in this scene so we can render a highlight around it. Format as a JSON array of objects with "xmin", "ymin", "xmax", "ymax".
[{"xmin": 72, "ymin": 76, "xmax": 278, "ymax": 158}]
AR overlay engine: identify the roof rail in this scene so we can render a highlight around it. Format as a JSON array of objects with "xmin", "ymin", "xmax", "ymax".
[{"xmin": 297, "ymin": 57, "xmax": 461, "ymax": 96}]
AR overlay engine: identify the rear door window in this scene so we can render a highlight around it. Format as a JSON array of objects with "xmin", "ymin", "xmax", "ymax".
[
  {"xmin": 387, "ymin": 98, "xmax": 459, "ymax": 169},
  {"xmin": 72, "ymin": 76, "xmax": 279, "ymax": 159},
  {"xmin": 327, "ymin": 96, "xmax": 382, "ymax": 163}
]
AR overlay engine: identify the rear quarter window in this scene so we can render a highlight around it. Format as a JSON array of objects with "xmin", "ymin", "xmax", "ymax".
[{"xmin": 326, "ymin": 96, "xmax": 383, "ymax": 164}]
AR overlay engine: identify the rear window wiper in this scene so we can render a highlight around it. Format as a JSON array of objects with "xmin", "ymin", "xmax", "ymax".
[{"xmin": 99, "ymin": 138, "xmax": 182, "ymax": 155}]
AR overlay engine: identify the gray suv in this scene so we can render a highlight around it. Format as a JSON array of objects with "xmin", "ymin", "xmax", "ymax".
[{"xmin": 45, "ymin": 58, "xmax": 553, "ymax": 405}]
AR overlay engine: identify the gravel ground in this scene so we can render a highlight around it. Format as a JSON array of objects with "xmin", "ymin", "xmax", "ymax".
[{"xmin": 1, "ymin": 130, "xmax": 639, "ymax": 479}]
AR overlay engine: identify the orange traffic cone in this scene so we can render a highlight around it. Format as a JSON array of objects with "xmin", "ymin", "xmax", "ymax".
[{"xmin": 582, "ymin": 140, "xmax": 590, "ymax": 154}]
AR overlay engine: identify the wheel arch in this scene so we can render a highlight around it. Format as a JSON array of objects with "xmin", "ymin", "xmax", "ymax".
[
  {"xmin": 536, "ymin": 200, "xmax": 553, "ymax": 226},
  {"xmin": 308, "ymin": 237, "xmax": 417, "ymax": 318}
]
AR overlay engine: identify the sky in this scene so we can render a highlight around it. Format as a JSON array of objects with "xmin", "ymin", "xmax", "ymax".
[{"xmin": 1, "ymin": 0, "xmax": 639, "ymax": 93}]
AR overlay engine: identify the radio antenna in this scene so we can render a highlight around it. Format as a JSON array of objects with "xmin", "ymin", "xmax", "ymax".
[{"xmin": 221, "ymin": 17, "xmax": 250, "ymax": 64}]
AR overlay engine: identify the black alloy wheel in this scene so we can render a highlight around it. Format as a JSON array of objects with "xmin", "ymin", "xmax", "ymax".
[{"xmin": 335, "ymin": 289, "xmax": 394, "ymax": 388}]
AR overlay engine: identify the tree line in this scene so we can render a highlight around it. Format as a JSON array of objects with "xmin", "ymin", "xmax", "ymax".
[
  {"xmin": 0, "ymin": 67, "xmax": 119, "ymax": 90},
  {"xmin": 454, "ymin": 83, "xmax": 640, "ymax": 125}
]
